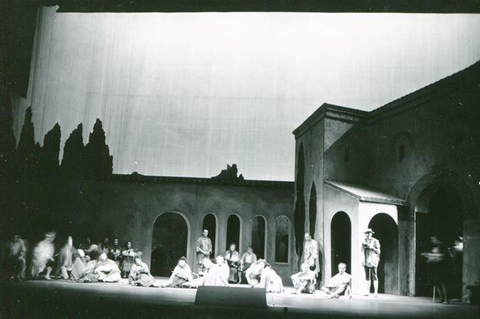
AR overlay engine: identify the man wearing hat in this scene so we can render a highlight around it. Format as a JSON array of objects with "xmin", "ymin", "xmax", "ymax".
[{"xmin": 361, "ymin": 228, "xmax": 381, "ymax": 297}]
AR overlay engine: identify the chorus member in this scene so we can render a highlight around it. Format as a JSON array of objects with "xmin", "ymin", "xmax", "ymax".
[
  {"xmin": 361, "ymin": 228, "xmax": 380, "ymax": 297},
  {"xmin": 291, "ymin": 263, "xmax": 316, "ymax": 294},
  {"xmin": 448, "ymin": 236, "xmax": 463, "ymax": 301},
  {"xmin": 303, "ymin": 233, "xmax": 320, "ymax": 278},
  {"xmin": 422, "ymin": 235, "xmax": 451, "ymax": 304},
  {"xmin": 30, "ymin": 231, "xmax": 56, "ymax": 280},
  {"xmin": 74, "ymin": 250, "xmax": 99, "ymax": 283},
  {"xmin": 6, "ymin": 235, "xmax": 27, "ymax": 281},
  {"xmin": 109, "ymin": 237, "xmax": 122, "ymax": 266},
  {"xmin": 129, "ymin": 256, "xmax": 157, "ymax": 287},
  {"xmin": 98, "ymin": 237, "xmax": 111, "ymax": 255},
  {"xmin": 78, "ymin": 237, "xmax": 94, "ymax": 257},
  {"xmin": 246, "ymin": 259, "xmax": 283, "ymax": 293},
  {"xmin": 203, "ymin": 255, "xmax": 229, "ymax": 287},
  {"xmin": 71, "ymin": 249, "xmax": 89, "ymax": 280},
  {"xmin": 225, "ymin": 243, "xmax": 240, "ymax": 283},
  {"xmin": 195, "ymin": 229, "xmax": 212, "ymax": 273},
  {"xmin": 239, "ymin": 247, "xmax": 257, "ymax": 283},
  {"xmin": 240, "ymin": 246, "xmax": 257, "ymax": 270},
  {"xmin": 162, "ymin": 256, "xmax": 193, "ymax": 288},
  {"xmin": 321, "ymin": 263, "xmax": 352, "ymax": 299},
  {"xmin": 121, "ymin": 241, "xmax": 137, "ymax": 278},
  {"xmin": 95, "ymin": 252, "xmax": 121, "ymax": 282},
  {"xmin": 182, "ymin": 258, "xmax": 213, "ymax": 288},
  {"xmin": 55, "ymin": 236, "xmax": 75, "ymax": 279}
]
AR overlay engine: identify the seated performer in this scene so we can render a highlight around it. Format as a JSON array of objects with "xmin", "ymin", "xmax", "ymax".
[
  {"xmin": 94, "ymin": 252, "xmax": 121, "ymax": 282},
  {"xmin": 182, "ymin": 258, "xmax": 213, "ymax": 288},
  {"xmin": 121, "ymin": 241, "xmax": 138, "ymax": 278},
  {"xmin": 239, "ymin": 246, "xmax": 257, "ymax": 283},
  {"xmin": 203, "ymin": 255, "xmax": 229, "ymax": 287},
  {"xmin": 245, "ymin": 259, "xmax": 284, "ymax": 293},
  {"xmin": 162, "ymin": 256, "xmax": 193, "ymax": 288},
  {"xmin": 321, "ymin": 262, "xmax": 352, "ymax": 299},
  {"xmin": 291, "ymin": 263, "xmax": 316, "ymax": 294},
  {"xmin": 225, "ymin": 243, "xmax": 240, "ymax": 283},
  {"xmin": 73, "ymin": 250, "xmax": 99, "ymax": 283},
  {"xmin": 129, "ymin": 256, "xmax": 157, "ymax": 287}
]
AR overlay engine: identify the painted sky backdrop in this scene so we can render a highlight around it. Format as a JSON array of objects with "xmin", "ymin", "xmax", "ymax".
[{"xmin": 11, "ymin": 7, "xmax": 480, "ymax": 181}]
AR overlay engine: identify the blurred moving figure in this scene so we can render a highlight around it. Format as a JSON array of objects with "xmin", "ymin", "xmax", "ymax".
[
  {"xmin": 6, "ymin": 235, "xmax": 27, "ymax": 281},
  {"xmin": 54, "ymin": 236, "xmax": 75, "ymax": 280},
  {"xmin": 30, "ymin": 232, "xmax": 56, "ymax": 280},
  {"xmin": 422, "ymin": 235, "xmax": 451, "ymax": 304}
]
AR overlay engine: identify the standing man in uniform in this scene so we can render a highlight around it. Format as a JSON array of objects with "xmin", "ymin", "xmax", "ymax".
[
  {"xmin": 195, "ymin": 229, "xmax": 212, "ymax": 273},
  {"xmin": 361, "ymin": 228, "xmax": 381, "ymax": 297}
]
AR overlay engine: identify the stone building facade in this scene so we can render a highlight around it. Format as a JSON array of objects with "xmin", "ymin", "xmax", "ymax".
[
  {"xmin": 45, "ymin": 175, "xmax": 295, "ymax": 283},
  {"xmin": 293, "ymin": 61, "xmax": 480, "ymax": 300}
]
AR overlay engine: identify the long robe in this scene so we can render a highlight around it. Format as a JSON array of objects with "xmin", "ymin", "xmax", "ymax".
[
  {"xmin": 195, "ymin": 236, "xmax": 212, "ymax": 271},
  {"xmin": 95, "ymin": 258, "xmax": 121, "ymax": 282},
  {"xmin": 129, "ymin": 261, "xmax": 156, "ymax": 287},
  {"xmin": 303, "ymin": 239, "xmax": 320, "ymax": 275},
  {"xmin": 31, "ymin": 240, "xmax": 55, "ymax": 278},
  {"xmin": 203, "ymin": 263, "xmax": 229, "ymax": 286},
  {"xmin": 225, "ymin": 250, "xmax": 240, "ymax": 282},
  {"xmin": 164, "ymin": 264, "xmax": 194, "ymax": 288}
]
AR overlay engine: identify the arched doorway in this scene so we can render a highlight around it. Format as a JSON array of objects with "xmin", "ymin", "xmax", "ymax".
[
  {"xmin": 226, "ymin": 215, "xmax": 241, "ymax": 252},
  {"xmin": 151, "ymin": 212, "xmax": 189, "ymax": 276},
  {"xmin": 252, "ymin": 215, "xmax": 266, "ymax": 259},
  {"xmin": 368, "ymin": 213, "xmax": 399, "ymax": 294},
  {"xmin": 415, "ymin": 184, "xmax": 463, "ymax": 298},
  {"xmin": 202, "ymin": 213, "xmax": 216, "ymax": 256},
  {"xmin": 331, "ymin": 212, "xmax": 351, "ymax": 275}
]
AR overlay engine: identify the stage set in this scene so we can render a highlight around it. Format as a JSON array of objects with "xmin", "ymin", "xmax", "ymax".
[
  {"xmin": 2, "ymin": 2, "xmax": 480, "ymax": 319},
  {"xmin": 1, "ymin": 278, "xmax": 478, "ymax": 319}
]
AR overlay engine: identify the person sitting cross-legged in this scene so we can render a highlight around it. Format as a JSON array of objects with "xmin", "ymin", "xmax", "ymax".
[
  {"xmin": 129, "ymin": 256, "xmax": 157, "ymax": 287},
  {"xmin": 321, "ymin": 262, "xmax": 352, "ymax": 299},
  {"xmin": 94, "ymin": 252, "xmax": 121, "ymax": 282},
  {"xmin": 291, "ymin": 262, "xmax": 316, "ymax": 294}
]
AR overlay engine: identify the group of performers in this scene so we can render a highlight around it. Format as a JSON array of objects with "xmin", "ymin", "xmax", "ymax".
[
  {"xmin": 2, "ymin": 232, "xmax": 157, "ymax": 287},
  {"xmin": 2, "ymin": 228, "xmax": 384, "ymax": 299},
  {"xmin": 188, "ymin": 228, "xmax": 380, "ymax": 298}
]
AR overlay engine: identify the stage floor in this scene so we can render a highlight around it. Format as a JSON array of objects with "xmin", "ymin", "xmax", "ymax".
[{"xmin": 1, "ymin": 277, "xmax": 478, "ymax": 319}]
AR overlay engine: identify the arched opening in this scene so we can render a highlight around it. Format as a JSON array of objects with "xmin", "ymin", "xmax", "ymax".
[
  {"xmin": 252, "ymin": 215, "xmax": 266, "ymax": 259},
  {"xmin": 368, "ymin": 213, "xmax": 399, "ymax": 294},
  {"xmin": 294, "ymin": 144, "xmax": 306, "ymax": 260},
  {"xmin": 331, "ymin": 212, "xmax": 351, "ymax": 274},
  {"xmin": 275, "ymin": 216, "xmax": 290, "ymax": 263},
  {"xmin": 202, "ymin": 213, "xmax": 217, "ymax": 256},
  {"xmin": 151, "ymin": 212, "xmax": 189, "ymax": 276},
  {"xmin": 226, "ymin": 215, "xmax": 241, "ymax": 252},
  {"xmin": 415, "ymin": 184, "xmax": 463, "ymax": 298},
  {"xmin": 309, "ymin": 182, "xmax": 317, "ymax": 236}
]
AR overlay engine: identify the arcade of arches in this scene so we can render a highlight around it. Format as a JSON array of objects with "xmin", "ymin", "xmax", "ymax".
[{"xmin": 151, "ymin": 212, "xmax": 290, "ymax": 276}]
